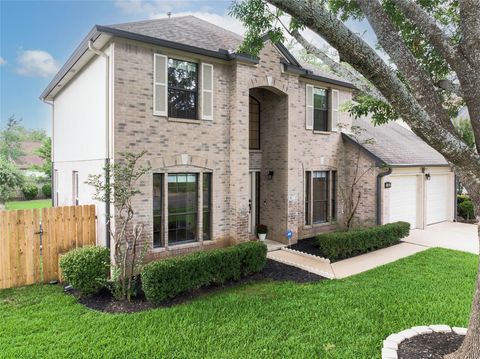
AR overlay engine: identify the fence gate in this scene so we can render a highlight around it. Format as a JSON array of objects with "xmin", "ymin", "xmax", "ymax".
[{"xmin": 0, "ymin": 204, "xmax": 96, "ymax": 289}]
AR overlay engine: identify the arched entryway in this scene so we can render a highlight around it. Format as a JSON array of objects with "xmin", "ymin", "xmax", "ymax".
[{"xmin": 248, "ymin": 86, "xmax": 289, "ymax": 243}]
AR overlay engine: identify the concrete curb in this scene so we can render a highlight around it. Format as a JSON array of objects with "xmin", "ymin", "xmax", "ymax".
[
  {"xmin": 382, "ymin": 324, "xmax": 467, "ymax": 359},
  {"xmin": 282, "ymin": 247, "xmax": 331, "ymax": 264}
]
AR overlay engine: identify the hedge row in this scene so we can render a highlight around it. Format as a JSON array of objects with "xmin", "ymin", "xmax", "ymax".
[
  {"xmin": 316, "ymin": 221, "xmax": 410, "ymax": 261},
  {"xmin": 141, "ymin": 241, "xmax": 267, "ymax": 303}
]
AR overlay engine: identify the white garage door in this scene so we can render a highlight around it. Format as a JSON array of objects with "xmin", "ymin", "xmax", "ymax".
[
  {"xmin": 389, "ymin": 175, "xmax": 418, "ymax": 229},
  {"xmin": 426, "ymin": 174, "xmax": 449, "ymax": 225}
]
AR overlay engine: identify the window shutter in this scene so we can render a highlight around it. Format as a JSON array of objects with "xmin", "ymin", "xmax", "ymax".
[
  {"xmin": 329, "ymin": 89, "xmax": 339, "ymax": 131},
  {"xmin": 305, "ymin": 84, "xmax": 314, "ymax": 130},
  {"xmin": 153, "ymin": 54, "xmax": 168, "ymax": 116},
  {"xmin": 201, "ymin": 63, "xmax": 213, "ymax": 121}
]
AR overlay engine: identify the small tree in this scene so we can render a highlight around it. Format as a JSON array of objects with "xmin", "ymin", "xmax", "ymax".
[
  {"xmin": 0, "ymin": 115, "xmax": 24, "ymax": 163},
  {"xmin": 339, "ymin": 124, "xmax": 377, "ymax": 229},
  {"xmin": 85, "ymin": 151, "xmax": 150, "ymax": 301},
  {"xmin": 31, "ymin": 137, "xmax": 52, "ymax": 179},
  {"xmin": 0, "ymin": 158, "xmax": 24, "ymax": 210}
]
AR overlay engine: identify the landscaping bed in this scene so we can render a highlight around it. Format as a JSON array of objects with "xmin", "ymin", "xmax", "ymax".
[
  {"xmin": 289, "ymin": 221, "xmax": 410, "ymax": 262},
  {"xmin": 398, "ymin": 332, "xmax": 464, "ymax": 359},
  {"xmin": 287, "ymin": 237, "xmax": 331, "ymax": 260},
  {"xmin": 69, "ymin": 259, "xmax": 325, "ymax": 313}
]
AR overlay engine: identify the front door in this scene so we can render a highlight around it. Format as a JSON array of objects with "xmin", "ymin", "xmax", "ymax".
[{"xmin": 248, "ymin": 171, "xmax": 260, "ymax": 234}]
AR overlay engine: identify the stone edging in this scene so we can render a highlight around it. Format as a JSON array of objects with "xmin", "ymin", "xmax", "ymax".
[
  {"xmin": 282, "ymin": 247, "xmax": 331, "ymax": 264},
  {"xmin": 382, "ymin": 324, "xmax": 468, "ymax": 359},
  {"xmin": 267, "ymin": 253, "xmax": 335, "ymax": 279}
]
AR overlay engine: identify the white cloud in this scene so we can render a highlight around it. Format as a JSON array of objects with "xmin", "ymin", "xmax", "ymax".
[
  {"xmin": 0, "ymin": 56, "xmax": 6, "ymax": 66},
  {"xmin": 115, "ymin": 0, "xmax": 192, "ymax": 16},
  {"xmin": 16, "ymin": 50, "xmax": 59, "ymax": 77}
]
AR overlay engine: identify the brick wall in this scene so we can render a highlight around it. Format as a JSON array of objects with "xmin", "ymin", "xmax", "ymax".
[{"xmin": 112, "ymin": 38, "xmax": 378, "ymax": 258}]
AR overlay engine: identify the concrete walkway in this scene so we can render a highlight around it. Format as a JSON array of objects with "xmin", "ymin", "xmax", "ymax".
[
  {"xmin": 267, "ymin": 221, "xmax": 478, "ymax": 280},
  {"xmin": 403, "ymin": 222, "xmax": 478, "ymax": 255}
]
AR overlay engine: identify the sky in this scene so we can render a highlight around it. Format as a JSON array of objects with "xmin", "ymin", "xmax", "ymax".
[{"xmin": 0, "ymin": 0, "xmax": 375, "ymax": 135}]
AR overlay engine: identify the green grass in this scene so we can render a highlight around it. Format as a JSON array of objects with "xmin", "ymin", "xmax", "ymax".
[
  {"xmin": 5, "ymin": 199, "xmax": 52, "ymax": 210},
  {"xmin": 0, "ymin": 248, "xmax": 477, "ymax": 358}
]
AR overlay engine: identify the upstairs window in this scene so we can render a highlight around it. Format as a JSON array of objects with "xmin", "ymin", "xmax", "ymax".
[
  {"xmin": 249, "ymin": 96, "xmax": 260, "ymax": 149},
  {"xmin": 168, "ymin": 59, "xmax": 198, "ymax": 120},
  {"xmin": 313, "ymin": 88, "xmax": 328, "ymax": 132}
]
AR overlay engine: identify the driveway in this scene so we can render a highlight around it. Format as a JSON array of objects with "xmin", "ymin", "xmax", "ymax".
[{"xmin": 402, "ymin": 222, "xmax": 478, "ymax": 255}]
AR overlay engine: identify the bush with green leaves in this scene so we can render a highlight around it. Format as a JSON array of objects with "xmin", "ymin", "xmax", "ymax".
[
  {"xmin": 21, "ymin": 183, "xmax": 38, "ymax": 200},
  {"xmin": 141, "ymin": 241, "xmax": 267, "ymax": 303},
  {"xmin": 59, "ymin": 246, "xmax": 110, "ymax": 295},
  {"xmin": 42, "ymin": 183, "xmax": 52, "ymax": 198},
  {"xmin": 0, "ymin": 158, "xmax": 24, "ymax": 208},
  {"xmin": 316, "ymin": 221, "xmax": 410, "ymax": 260},
  {"xmin": 458, "ymin": 195, "xmax": 475, "ymax": 220}
]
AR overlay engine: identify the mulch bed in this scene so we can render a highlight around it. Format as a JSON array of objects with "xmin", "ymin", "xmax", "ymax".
[
  {"xmin": 398, "ymin": 332, "xmax": 465, "ymax": 359},
  {"xmin": 67, "ymin": 259, "xmax": 325, "ymax": 314},
  {"xmin": 287, "ymin": 237, "xmax": 332, "ymax": 260}
]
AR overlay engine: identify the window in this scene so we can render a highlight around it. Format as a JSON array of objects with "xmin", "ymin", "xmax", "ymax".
[
  {"xmin": 54, "ymin": 169, "xmax": 59, "ymax": 206},
  {"xmin": 168, "ymin": 174, "xmax": 198, "ymax": 244},
  {"xmin": 72, "ymin": 171, "xmax": 79, "ymax": 205},
  {"xmin": 305, "ymin": 170, "xmax": 337, "ymax": 225},
  {"xmin": 331, "ymin": 171, "xmax": 337, "ymax": 221},
  {"xmin": 249, "ymin": 96, "xmax": 260, "ymax": 149},
  {"xmin": 312, "ymin": 171, "xmax": 329, "ymax": 223},
  {"xmin": 153, "ymin": 174, "xmax": 164, "ymax": 248},
  {"xmin": 305, "ymin": 171, "xmax": 311, "ymax": 225},
  {"xmin": 203, "ymin": 173, "xmax": 212, "ymax": 241},
  {"xmin": 313, "ymin": 88, "xmax": 328, "ymax": 131},
  {"xmin": 168, "ymin": 59, "xmax": 198, "ymax": 120}
]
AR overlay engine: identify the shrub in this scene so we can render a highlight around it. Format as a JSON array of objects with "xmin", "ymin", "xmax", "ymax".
[
  {"xmin": 42, "ymin": 183, "xmax": 52, "ymax": 198},
  {"xmin": 316, "ymin": 221, "xmax": 410, "ymax": 261},
  {"xmin": 141, "ymin": 241, "xmax": 267, "ymax": 303},
  {"xmin": 59, "ymin": 246, "xmax": 110, "ymax": 295},
  {"xmin": 458, "ymin": 199, "xmax": 475, "ymax": 220},
  {"xmin": 22, "ymin": 183, "xmax": 38, "ymax": 200}
]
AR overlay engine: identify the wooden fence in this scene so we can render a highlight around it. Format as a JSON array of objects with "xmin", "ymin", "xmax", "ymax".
[{"xmin": 0, "ymin": 204, "xmax": 96, "ymax": 289}]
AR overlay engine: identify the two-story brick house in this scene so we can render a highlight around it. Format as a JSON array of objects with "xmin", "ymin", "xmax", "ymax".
[{"xmin": 41, "ymin": 16, "xmax": 455, "ymax": 260}]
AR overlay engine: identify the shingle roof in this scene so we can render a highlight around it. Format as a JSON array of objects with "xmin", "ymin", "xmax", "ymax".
[
  {"xmin": 344, "ymin": 117, "xmax": 449, "ymax": 167},
  {"xmin": 106, "ymin": 16, "xmax": 351, "ymax": 86},
  {"xmin": 108, "ymin": 15, "xmax": 243, "ymax": 53}
]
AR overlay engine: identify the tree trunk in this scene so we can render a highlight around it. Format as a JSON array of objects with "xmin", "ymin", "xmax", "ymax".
[{"xmin": 445, "ymin": 218, "xmax": 480, "ymax": 359}]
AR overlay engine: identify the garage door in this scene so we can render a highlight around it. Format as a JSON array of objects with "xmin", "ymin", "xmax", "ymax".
[
  {"xmin": 389, "ymin": 175, "xmax": 418, "ymax": 228},
  {"xmin": 426, "ymin": 174, "xmax": 449, "ymax": 225}
]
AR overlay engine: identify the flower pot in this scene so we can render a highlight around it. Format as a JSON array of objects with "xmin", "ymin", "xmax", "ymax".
[{"xmin": 258, "ymin": 233, "xmax": 267, "ymax": 241}]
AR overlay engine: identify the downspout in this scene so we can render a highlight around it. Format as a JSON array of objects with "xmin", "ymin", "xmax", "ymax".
[
  {"xmin": 376, "ymin": 166, "xmax": 392, "ymax": 225},
  {"xmin": 42, "ymin": 99, "xmax": 54, "ymax": 208},
  {"xmin": 88, "ymin": 40, "xmax": 111, "ymax": 249}
]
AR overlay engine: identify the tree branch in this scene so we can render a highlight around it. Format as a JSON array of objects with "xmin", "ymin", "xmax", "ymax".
[
  {"xmin": 292, "ymin": 30, "xmax": 385, "ymax": 100},
  {"xmin": 391, "ymin": 0, "xmax": 464, "ymax": 66},
  {"xmin": 266, "ymin": 0, "xmax": 480, "ymax": 178},
  {"xmin": 355, "ymin": 0, "xmax": 457, "ymax": 134}
]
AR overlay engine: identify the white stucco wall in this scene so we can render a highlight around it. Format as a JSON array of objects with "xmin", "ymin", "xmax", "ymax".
[{"xmin": 52, "ymin": 44, "xmax": 113, "ymax": 246}]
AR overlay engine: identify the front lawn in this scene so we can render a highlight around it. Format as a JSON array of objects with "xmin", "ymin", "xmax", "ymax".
[
  {"xmin": 5, "ymin": 199, "xmax": 52, "ymax": 210},
  {"xmin": 0, "ymin": 248, "xmax": 476, "ymax": 358}
]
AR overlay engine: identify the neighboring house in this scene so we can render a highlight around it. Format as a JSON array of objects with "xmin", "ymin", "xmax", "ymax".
[
  {"xmin": 15, "ymin": 141, "xmax": 43, "ymax": 175},
  {"xmin": 40, "ymin": 16, "xmax": 454, "ymax": 260}
]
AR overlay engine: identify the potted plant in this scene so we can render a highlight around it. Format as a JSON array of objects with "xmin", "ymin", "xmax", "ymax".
[{"xmin": 256, "ymin": 224, "xmax": 268, "ymax": 241}]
